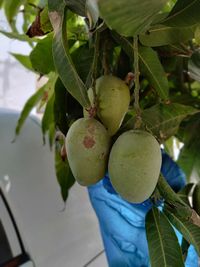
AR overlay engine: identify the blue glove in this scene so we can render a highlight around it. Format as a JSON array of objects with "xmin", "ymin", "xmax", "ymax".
[{"xmin": 88, "ymin": 151, "xmax": 199, "ymax": 267}]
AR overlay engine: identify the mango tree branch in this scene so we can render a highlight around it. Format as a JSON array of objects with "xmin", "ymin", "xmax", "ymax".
[{"xmin": 133, "ymin": 36, "xmax": 142, "ymax": 129}]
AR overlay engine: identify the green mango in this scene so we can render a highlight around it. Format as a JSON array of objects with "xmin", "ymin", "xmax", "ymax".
[
  {"xmin": 65, "ymin": 118, "xmax": 110, "ymax": 186},
  {"xmin": 108, "ymin": 130, "xmax": 161, "ymax": 203},
  {"xmin": 85, "ymin": 75, "xmax": 130, "ymax": 136},
  {"xmin": 193, "ymin": 182, "xmax": 200, "ymax": 215}
]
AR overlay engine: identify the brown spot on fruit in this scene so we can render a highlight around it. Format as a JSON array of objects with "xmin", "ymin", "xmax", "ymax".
[{"xmin": 83, "ymin": 136, "xmax": 95, "ymax": 148}]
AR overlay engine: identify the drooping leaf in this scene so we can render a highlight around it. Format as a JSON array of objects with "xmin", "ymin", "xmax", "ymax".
[
  {"xmin": 11, "ymin": 53, "xmax": 33, "ymax": 71},
  {"xmin": 30, "ymin": 33, "xmax": 55, "ymax": 74},
  {"xmin": 15, "ymin": 73, "xmax": 58, "ymax": 137},
  {"xmin": 42, "ymin": 93, "xmax": 55, "ymax": 147},
  {"xmin": 139, "ymin": 46, "xmax": 169, "ymax": 99},
  {"xmin": 55, "ymin": 139, "xmax": 75, "ymax": 202},
  {"xmin": 0, "ymin": 30, "xmax": 38, "ymax": 42},
  {"xmin": 164, "ymin": 205, "xmax": 200, "ymax": 256},
  {"xmin": 99, "ymin": 0, "xmax": 168, "ymax": 37},
  {"xmin": 48, "ymin": 0, "xmax": 90, "ymax": 108},
  {"xmin": 15, "ymin": 85, "xmax": 46, "ymax": 137},
  {"xmin": 139, "ymin": 25, "xmax": 194, "ymax": 47},
  {"xmin": 146, "ymin": 207, "xmax": 184, "ymax": 267},
  {"xmin": 161, "ymin": 0, "xmax": 200, "ymax": 27}
]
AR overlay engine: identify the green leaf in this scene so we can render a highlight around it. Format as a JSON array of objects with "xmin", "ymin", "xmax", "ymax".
[
  {"xmin": 71, "ymin": 44, "xmax": 94, "ymax": 83},
  {"xmin": 164, "ymin": 206, "xmax": 200, "ymax": 256},
  {"xmin": 0, "ymin": 30, "xmax": 38, "ymax": 42},
  {"xmin": 4, "ymin": 0, "xmax": 25, "ymax": 29},
  {"xmin": 146, "ymin": 207, "xmax": 184, "ymax": 267},
  {"xmin": 15, "ymin": 73, "xmax": 58, "ymax": 137},
  {"xmin": 99, "ymin": 0, "xmax": 168, "ymax": 37},
  {"xmin": 64, "ymin": 0, "xmax": 86, "ymax": 16},
  {"xmin": 188, "ymin": 50, "xmax": 200, "ymax": 82},
  {"xmin": 141, "ymin": 103, "xmax": 199, "ymax": 141},
  {"xmin": 86, "ymin": 0, "xmax": 99, "ymax": 29},
  {"xmin": 48, "ymin": 0, "xmax": 90, "ymax": 108},
  {"xmin": 55, "ymin": 139, "xmax": 75, "ymax": 202},
  {"xmin": 40, "ymin": 6, "xmax": 53, "ymax": 33},
  {"xmin": 30, "ymin": 34, "xmax": 55, "ymax": 74},
  {"xmin": 178, "ymin": 184, "xmax": 195, "ymax": 206},
  {"xmin": 139, "ymin": 25, "xmax": 194, "ymax": 47},
  {"xmin": 161, "ymin": 0, "xmax": 200, "ymax": 27},
  {"xmin": 11, "ymin": 53, "xmax": 33, "ymax": 71},
  {"xmin": 139, "ymin": 46, "xmax": 169, "ymax": 99},
  {"xmin": 42, "ymin": 93, "xmax": 55, "ymax": 147},
  {"xmin": 0, "ymin": 0, "xmax": 4, "ymax": 8},
  {"xmin": 178, "ymin": 115, "xmax": 200, "ymax": 182},
  {"xmin": 111, "ymin": 32, "xmax": 169, "ymax": 99},
  {"xmin": 15, "ymin": 86, "xmax": 46, "ymax": 137}
]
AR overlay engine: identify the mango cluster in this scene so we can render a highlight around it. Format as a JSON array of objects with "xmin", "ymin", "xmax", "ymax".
[{"xmin": 65, "ymin": 75, "xmax": 162, "ymax": 203}]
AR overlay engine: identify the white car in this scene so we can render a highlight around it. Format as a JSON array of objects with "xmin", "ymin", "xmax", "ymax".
[{"xmin": 0, "ymin": 108, "xmax": 107, "ymax": 267}]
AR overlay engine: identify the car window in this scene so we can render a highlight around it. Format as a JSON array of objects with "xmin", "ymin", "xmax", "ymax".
[{"xmin": 0, "ymin": 190, "xmax": 33, "ymax": 267}]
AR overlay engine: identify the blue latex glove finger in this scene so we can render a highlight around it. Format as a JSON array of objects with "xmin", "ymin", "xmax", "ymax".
[{"xmin": 88, "ymin": 151, "xmax": 199, "ymax": 267}]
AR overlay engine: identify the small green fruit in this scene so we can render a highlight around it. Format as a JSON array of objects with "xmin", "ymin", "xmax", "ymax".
[
  {"xmin": 65, "ymin": 118, "xmax": 110, "ymax": 186},
  {"xmin": 193, "ymin": 183, "xmax": 200, "ymax": 216},
  {"xmin": 85, "ymin": 75, "xmax": 130, "ymax": 136},
  {"xmin": 108, "ymin": 130, "xmax": 162, "ymax": 203}
]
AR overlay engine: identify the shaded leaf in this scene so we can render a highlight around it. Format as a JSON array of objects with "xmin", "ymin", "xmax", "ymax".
[
  {"xmin": 86, "ymin": 0, "xmax": 99, "ymax": 29},
  {"xmin": 64, "ymin": 0, "xmax": 86, "ymax": 16},
  {"xmin": 142, "ymin": 103, "xmax": 199, "ymax": 141},
  {"xmin": 139, "ymin": 46, "xmax": 169, "ymax": 99},
  {"xmin": 178, "ymin": 183, "xmax": 195, "ymax": 206},
  {"xmin": 161, "ymin": 0, "xmax": 200, "ymax": 27},
  {"xmin": 54, "ymin": 78, "xmax": 69, "ymax": 135},
  {"xmin": 188, "ymin": 50, "xmax": 200, "ymax": 82},
  {"xmin": 139, "ymin": 25, "xmax": 194, "ymax": 47},
  {"xmin": 193, "ymin": 183, "xmax": 200, "ymax": 216},
  {"xmin": 146, "ymin": 207, "xmax": 184, "ymax": 267},
  {"xmin": 40, "ymin": 6, "xmax": 53, "ymax": 33},
  {"xmin": 11, "ymin": 53, "xmax": 33, "ymax": 71},
  {"xmin": 111, "ymin": 32, "xmax": 169, "ymax": 99},
  {"xmin": 71, "ymin": 44, "xmax": 94, "ymax": 83},
  {"xmin": 55, "ymin": 139, "xmax": 75, "ymax": 202},
  {"xmin": 99, "ymin": 0, "xmax": 168, "ymax": 37},
  {"xmin": 48, "ymin": 0, "xmax": 90, "ymax": 108},
  {"xmin": 164, "ymin": 205, "xmax": 200, "ymax": 256},
  {"xmin": 30, "ymin": 33, "xmax": 55, "ymax": 74},
  {"xmin": 178, "ymin": 115, "xmax": 200, "ymax": 182}
]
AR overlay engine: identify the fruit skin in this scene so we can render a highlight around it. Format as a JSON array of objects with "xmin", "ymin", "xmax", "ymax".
[
  {"xmin": 65, "ymin": 118, "xmax": 110, "ymax": 186},
  {"xmin": 193, "ymin": 182, "xmax": 200, "ymax": 216},
  {"xmin": 86, "ymin": 75, "xmax": 130, "ymax": 136},
  {"xmin": 108, "ymin": 130, "xmax": 162, "ymax": 203}
]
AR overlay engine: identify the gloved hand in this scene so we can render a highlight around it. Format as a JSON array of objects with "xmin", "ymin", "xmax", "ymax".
[{"xmin": 88, "ymin": 151, "xmax": 199, "ymax": 267}]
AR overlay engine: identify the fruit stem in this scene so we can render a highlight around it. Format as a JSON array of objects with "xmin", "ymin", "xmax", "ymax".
[
  {"xmin": 133, "ymin": 35, "xmax": 142, "ymax": 129},
  {"xmin": 91, "ymin": 31, "xmax": 100, "ymax": 101}
]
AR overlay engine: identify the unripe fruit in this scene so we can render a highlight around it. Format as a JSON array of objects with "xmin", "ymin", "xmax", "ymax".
[
  {"xmin": 85, "ymin": 75, "xmax": 130, "ymax": 136},
  {"xmin": 65, "ymin": 118, "xmax": 110, "ymax": 186},
  {"xmin": 193, "ymin": 183, "xmax": 200, "ymax": 216},
  {"xmin": 108, "ymin": 130, "xmax": 162, "ymax": 203}
]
